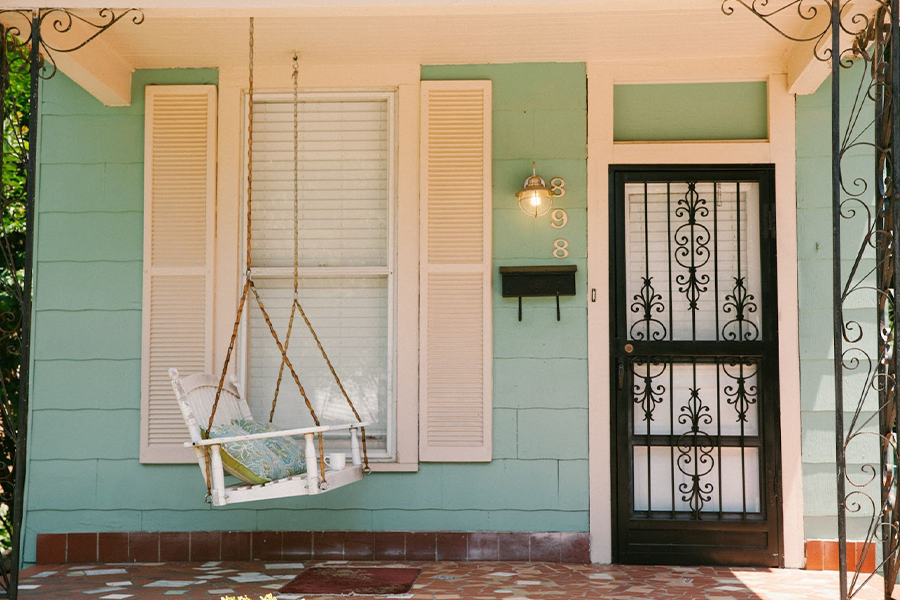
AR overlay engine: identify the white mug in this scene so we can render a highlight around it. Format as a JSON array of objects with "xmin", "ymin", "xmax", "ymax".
[{"xmin": 324, "ymin": 452, "xmax": 347, "ymax": 471}]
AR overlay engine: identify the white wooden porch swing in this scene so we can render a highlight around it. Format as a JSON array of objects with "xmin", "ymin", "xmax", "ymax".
[{"xmin": 170, "ymin": 18, "xmax": 371, "ymax": 507}]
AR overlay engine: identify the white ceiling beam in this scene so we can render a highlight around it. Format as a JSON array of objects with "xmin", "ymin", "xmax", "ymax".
[
  {"xmin": 785, "ymin": 41, "xmax": 829, "ymax": 96},
  {"xmin": 47, "ymin": 35, "xmax": 135, "ymax": 106}
]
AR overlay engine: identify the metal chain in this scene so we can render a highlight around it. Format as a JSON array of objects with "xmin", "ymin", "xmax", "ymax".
[
  {"xmin": 245, "ymin": 16, "xmax": 254, "ymax": 272},
  {"xmin": 206, "ymin": 279, "xmax": 251, "ymax": 497},
  {"xmin": 250, "ymin": 284, "xmax": 328, "ymax": 485},
  {"xmin": 269, "ymin": 56, "xmax": 300, "ymax": 423},
  {"xmin": 292, "ymin": 53, "xmax": 300, "ymax": 298},
  {"xmin": 269, "ymin": 300, "xmax": 296, "ymax": 422},
  {"xmin": 294, "ymin": 299, "xmax": 370, "ymax": 470}
]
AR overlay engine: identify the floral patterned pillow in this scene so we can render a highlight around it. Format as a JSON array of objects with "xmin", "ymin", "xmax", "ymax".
[
  {"xmin": 232, "ymin": 419, "xmax": 307, "ymax": 476},
  {"xmin": 207, "ymin": 423, "xmax": 289, "ymax": 484}
]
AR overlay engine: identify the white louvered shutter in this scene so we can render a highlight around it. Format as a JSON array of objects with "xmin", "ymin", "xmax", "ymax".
[
  {"xmin": 140, "ymin": 85, "xmax": 217, "ymax": 463},
  {"xmin": 419, "ymin": 81, "xmax": 492, "ymax": 462}
]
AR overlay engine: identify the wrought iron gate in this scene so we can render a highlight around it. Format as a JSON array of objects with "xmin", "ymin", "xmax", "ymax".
[
  {"xmin": 610, "ymin": 166, "xmax": 782, "ymax": 566},
  {"xmin": 0, "ymin": 11, "xmax": 141, "ymax": 598},
  {"xmin": 724, "ymin": 2, "xmax": 900, "ymax": 598}
]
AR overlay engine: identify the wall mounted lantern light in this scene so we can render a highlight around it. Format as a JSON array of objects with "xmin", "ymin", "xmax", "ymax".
[{"xmin": 516, "ymin": 162, "xmax": 565, "ymax": 217}]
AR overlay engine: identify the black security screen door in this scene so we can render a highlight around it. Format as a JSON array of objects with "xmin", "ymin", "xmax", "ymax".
[{"xmin": 610, "ymin": 166, "xmax": 782, "ymax": 567}]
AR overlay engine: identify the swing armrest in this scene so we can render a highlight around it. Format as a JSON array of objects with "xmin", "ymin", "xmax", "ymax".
[{"xmin": 185, "ymin": 421, "xmax": 373, "ymax": 448}]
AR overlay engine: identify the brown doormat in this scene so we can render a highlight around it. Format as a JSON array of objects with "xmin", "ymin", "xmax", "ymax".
[{"xmin": 280, "ymin": 566, "xmax": 422, "ymax": 596}]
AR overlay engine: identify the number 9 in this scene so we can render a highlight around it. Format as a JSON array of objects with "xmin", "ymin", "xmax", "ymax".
[{"xmin": 550, "ymin": 209, "xmax": 568, "ymax": 229}]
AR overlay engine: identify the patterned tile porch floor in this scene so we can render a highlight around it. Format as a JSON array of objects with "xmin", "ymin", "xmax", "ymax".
[{"xmin": 18, "ymin": 560, "xmax": 891, "ymax": 600}]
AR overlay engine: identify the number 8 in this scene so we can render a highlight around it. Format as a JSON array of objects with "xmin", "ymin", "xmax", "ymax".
[{"xmin": 553, "ymin": 239, "xmax": 569, "ymax": 259}]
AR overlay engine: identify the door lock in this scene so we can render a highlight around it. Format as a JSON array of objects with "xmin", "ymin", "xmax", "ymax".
[{"xmin": 624, "ymin": 343, "xmax": 634, "ymax": 354}]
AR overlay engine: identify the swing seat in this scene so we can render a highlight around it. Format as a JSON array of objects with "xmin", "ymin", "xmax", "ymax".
[{"xmin": 170, "ymin": 369, "xmax": 370, "ymax": 506}]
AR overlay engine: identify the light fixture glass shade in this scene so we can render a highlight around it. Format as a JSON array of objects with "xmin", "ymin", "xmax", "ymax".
[{"xmin": 516, "ymin": 164, "xmax": 554, "ymax": 217}]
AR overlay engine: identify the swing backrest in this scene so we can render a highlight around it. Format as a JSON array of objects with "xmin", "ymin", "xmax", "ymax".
[{"xmin": 169, "ymin": 369, "xmax": 254, "ymax": 444}]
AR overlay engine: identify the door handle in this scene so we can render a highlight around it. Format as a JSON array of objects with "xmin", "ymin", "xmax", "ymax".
[{"xmin": 617, "ymin": 359, "xmax": 625, "ymax": 391}]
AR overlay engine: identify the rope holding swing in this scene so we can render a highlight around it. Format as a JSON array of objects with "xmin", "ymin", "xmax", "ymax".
[
  {"xmin": 268, "ymin": 49, "xmax": 370, "ymax": 473},
  {"xmin": 204, "ymin": 19, "xmax": 369, "ymax": 500}
]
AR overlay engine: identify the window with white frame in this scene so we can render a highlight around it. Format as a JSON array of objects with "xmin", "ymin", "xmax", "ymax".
[{"xmin": 242, "ymin": 90, "xmax": 397, "ymax": 460}]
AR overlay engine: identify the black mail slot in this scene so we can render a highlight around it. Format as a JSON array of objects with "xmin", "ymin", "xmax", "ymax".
[
  {"xmin": 499, "ymin": 265, "xmax": 577, "ymax": 297},
  {"xmin": 499, "ymin": 265, "xmax": 577, "ymax": 321}
]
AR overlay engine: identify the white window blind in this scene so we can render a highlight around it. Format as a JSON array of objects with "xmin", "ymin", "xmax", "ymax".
[
  {"xmin": 140, "ymin": 85, "xmax": 217, "ymax": 464},
  {"xmin": 246, "ymin": 92, "xmax": 395, "ymax": 458}
]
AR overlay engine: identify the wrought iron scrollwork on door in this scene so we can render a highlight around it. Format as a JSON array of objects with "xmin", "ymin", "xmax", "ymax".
[
  {"xmin": 723, "ymin": 358, "xmax": 759, "ymax": 423},
  {"xmin": 625, "ymin": 179, "xmax": 762, "ymax": 343},
  {"xmin": 674, "ymin": 182, "xmax": 712, "ymax": 318},
  {"xmin": 722, "ymin": 277, "xmax": 759, "ymax": 341},
  {"xmin": 676, "ymin": 378, "xmax": 716, "ymax": 519},
  {"xmin": 630, "ymin": 278, "xmax": 667, "ymax": 341},
  {"xmin": 632, "ymin": 357, "xmax": 667, "ymax": 422}
]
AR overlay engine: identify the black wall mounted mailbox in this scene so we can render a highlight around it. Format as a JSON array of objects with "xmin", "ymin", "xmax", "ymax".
[{"xmin": 499, "ymin": 265, "xmax": 577, "ymax": 321}]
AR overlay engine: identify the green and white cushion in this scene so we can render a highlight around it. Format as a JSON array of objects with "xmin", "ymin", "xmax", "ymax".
[
  {"xmin": 232, "ymin": 419, "xmax": 307, "ymax": 476},
  {"xmin": 207, "ymin": 423, "xmax": 289, "ymax": 484}
]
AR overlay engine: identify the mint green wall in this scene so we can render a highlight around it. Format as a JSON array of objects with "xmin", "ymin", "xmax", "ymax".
[
  {"xmin": 795, "ymin": 63, "xmax": 877, "ymax": 541},
  {"xmin": 614, "ymin": 81, "xmax": 768, "ymax": 141},
  {"xmin": 23, "ymin": 63, "xmax": 589, "ymax": 563}
]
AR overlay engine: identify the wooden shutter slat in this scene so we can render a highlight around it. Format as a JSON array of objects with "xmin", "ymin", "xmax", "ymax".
[
  {"xmin": 419, "ymin": 80, "xmax": 492, "ymax": 462},
  {"xmin": 140, "ymin": 85, "xmax": 217, "ymax": 464}
]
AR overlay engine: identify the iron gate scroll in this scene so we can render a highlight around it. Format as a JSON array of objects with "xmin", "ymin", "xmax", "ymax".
[{"xmin": 611, "ymin": 166, "xmax": 782, "ymax": 566}]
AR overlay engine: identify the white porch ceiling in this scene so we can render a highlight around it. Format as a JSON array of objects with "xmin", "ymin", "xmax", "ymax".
[{"xmin": 3, "ymin": 1, "xmax": 841, "ymax": 104}]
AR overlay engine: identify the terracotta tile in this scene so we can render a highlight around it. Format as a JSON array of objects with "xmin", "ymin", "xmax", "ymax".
[
  {"xmin": 806, "ymin": 540, "xmax": 825, "ymax": 570},
  {"xmin": 67, "ymin": 533, "xmax": 98, "ymax": 563},
  {"xmin": 374, "ymin": 531, "xmax": 406, "ymax": 560},
  {"xmin": 35, "ymin": 533, "xmax": 65, "ymax": 564},
  {"xmin": 530, "ymin": 532, "xmax": 561, "ymax": 562},
  {"xmin": 437, "ymin": 532, "xmax": 468, "ymax": 561},
  {"xmin": 160, "ymin": 532, "xmax": 190, "ymax": 562},
  {"xmin": 253, "ymin": 531, "xmax": 283, "ymax": 561},
  {"xmin": 313, "ymin": 531, "xmax": 344, "ymax": 559},
  {"xmin": 221, "ymin": 531, "xmax": 251, "ymax": 561},
  {"xmin": 98, "ymin": 532, "xmax": 129, "ymax": 563},
  {"xmin": 406, "ymin": 532, "xmax": 436, "ymax": 561},
  {"xmin": 190, "ymin": 531, "xmax": 221, "ymax": 561},
  {"xmin": 498, "ymin": 532, "xmax": 529, "ymax": 562},
  {"xmin": 283, "ymin": 531, "xmax": 313, "ymax": 560},
  {"xmin": 13, "ymin": 558, "xmax": 895, "ymax": 600},
  {"xmin": 129, "ymin": 532, "xmax": 159, "ymax": 562},
  {"xmin": 823, "ymin": 540, "xmax": 840, "ymax": 571},
  {"xmin": 344, "ymin": 531, "xmax": 374, "ymax": 560},
  {"xmin": 560, "ymin": 533, "xmax": 590, "ymax": 563},
  {"xmin": 467, "ymin": 532, "xmax": 499, "ymax": 561}
]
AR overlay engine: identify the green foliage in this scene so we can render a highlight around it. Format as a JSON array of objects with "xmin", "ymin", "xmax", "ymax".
[{"xmin": 0, "ymin": 36, "xmax": 30, "ymax": 550}]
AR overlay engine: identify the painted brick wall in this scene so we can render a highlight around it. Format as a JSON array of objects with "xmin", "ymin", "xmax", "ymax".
[
  {"xmin": 22, "ymin": 64, "xmax": 590, "ymax": 564},
  {"xmin": 795, "ymin": 63, "xmax": 878, "ymax": 541}
]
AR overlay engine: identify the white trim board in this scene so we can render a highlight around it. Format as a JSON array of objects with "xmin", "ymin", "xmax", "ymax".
[{"xmin": 585, "ymin": 66, "xmax": 803, "ymax": 568}]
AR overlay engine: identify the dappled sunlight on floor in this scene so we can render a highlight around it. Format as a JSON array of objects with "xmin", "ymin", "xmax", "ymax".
[{"xmin": 19, "ymin": 560, "xmax": 887, "ymax": 599}]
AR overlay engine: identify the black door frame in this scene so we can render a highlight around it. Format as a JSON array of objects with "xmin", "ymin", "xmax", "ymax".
[{"xmin": 608, "ymin": 164, "xmax": 784, "ymax": 567}]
